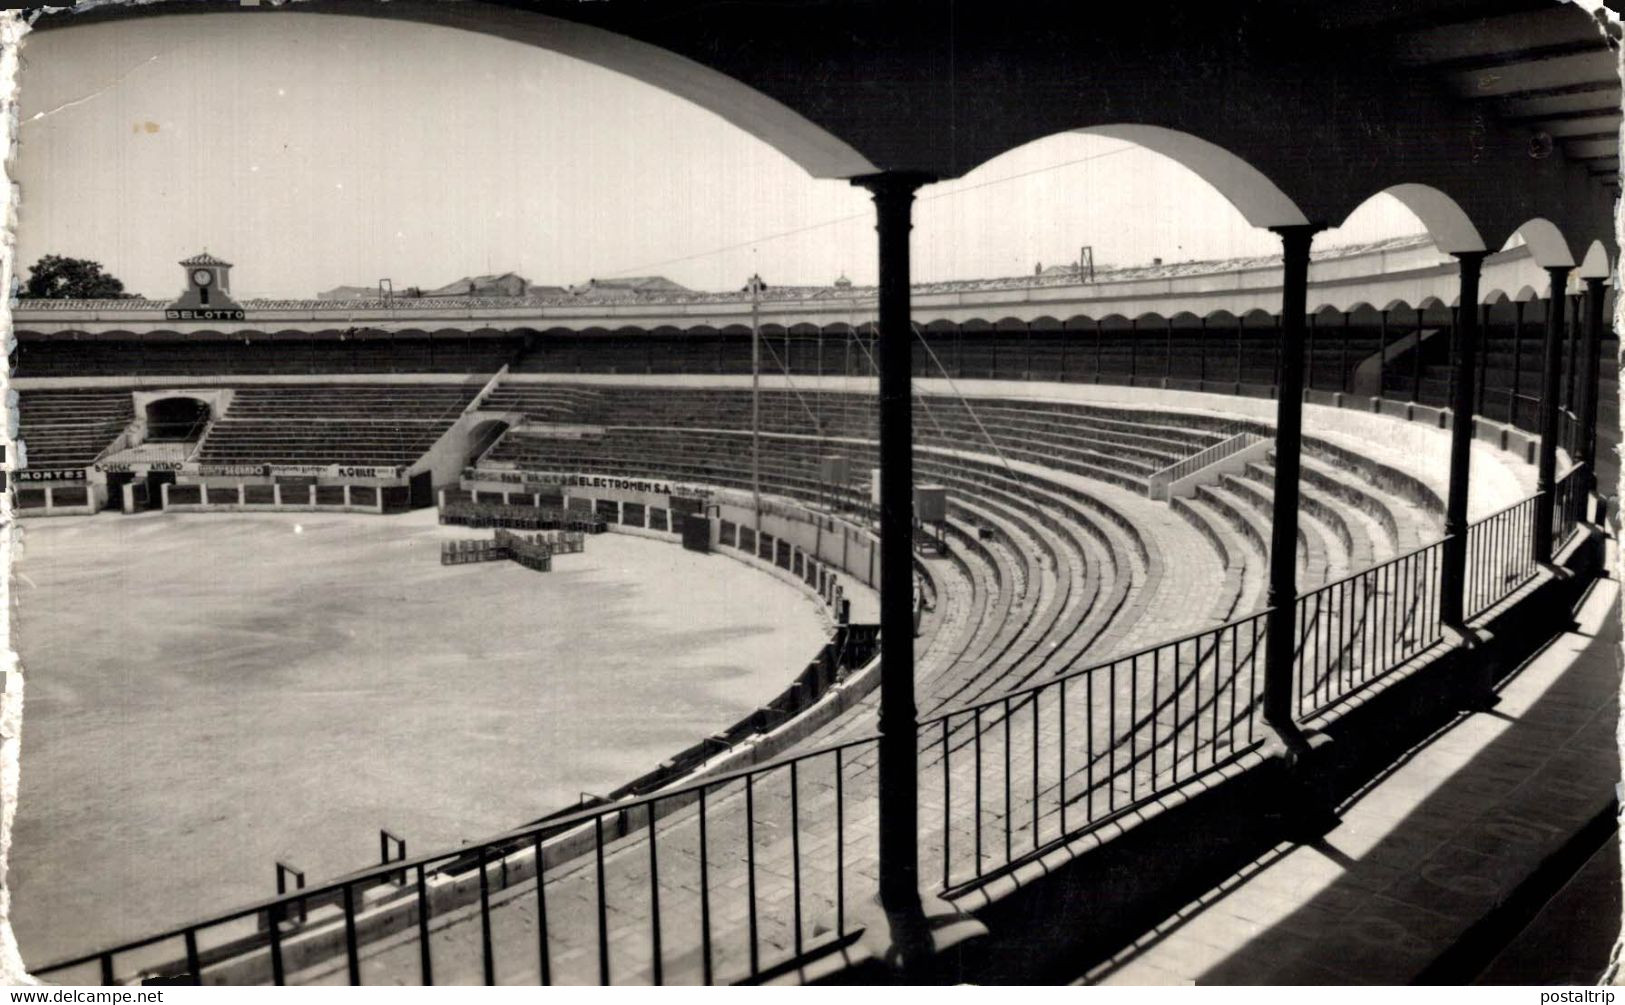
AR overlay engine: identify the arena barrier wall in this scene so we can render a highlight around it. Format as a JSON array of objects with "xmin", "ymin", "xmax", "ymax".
[
  {"xmin": 161, "ymin": 481, "xmax": 391, "ymax": 515},
  {"xmin": 13, "ymin": 481, "xmax": 100, "ymax": 516}
]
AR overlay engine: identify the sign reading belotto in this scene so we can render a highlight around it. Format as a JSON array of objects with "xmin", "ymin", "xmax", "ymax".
[{"xmin": 165, "ymin": 308, "xmax": 246, "ymax": 321}]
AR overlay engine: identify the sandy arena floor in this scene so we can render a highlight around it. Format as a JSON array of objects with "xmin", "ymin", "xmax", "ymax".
[{"xmin": 8, "ymin": 509, "xmax": 830, "ymax": 967}]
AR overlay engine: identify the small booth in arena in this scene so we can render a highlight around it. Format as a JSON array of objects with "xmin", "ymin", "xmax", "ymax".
[{"xmin": 869, "ymin": 468, "xmax": 950, "ymax": 555}]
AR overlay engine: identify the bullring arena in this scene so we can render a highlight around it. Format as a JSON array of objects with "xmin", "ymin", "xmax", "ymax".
[
  {"xmin": 10, "ymin": 229, "xmax": 1618, "ymax": 985},
  {"xmin": 7, "ymin": 0, "xmax": 1624, "ymax": 989}
]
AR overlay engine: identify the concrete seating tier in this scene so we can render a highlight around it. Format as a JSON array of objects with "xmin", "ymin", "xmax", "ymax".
[
  {"xmin": 484, "ymin": 422, "xmax": 1162, "ymax": 711},
  {"xmin": 12, "ymin": 336, "xmax": 523, "ymax": 378},
  {"xmin": 14, "ymin": 320, "xmax": 1399, "ymax": 395},
  {"xmin": 17, "ymin": 389, "xmax": 135, "ymax": 469},
  {"xmin": 911, "ymin": 452, "xmax": 1143, "ymax": 695},
  {"xmin": 474, "ymin": 384, "xmax": 606, "ymax": 420},
  {"xmin": 48, "ymin": 376, "xmax": 1455, "ymax": 986},
  {"xmin": 481, "ymin": 386, "xmax": 1246, "ymax": 499},
  {"xmin": 197, "ymin": 384, "xmax": 480, "ymax": 467},
  {"xmin": 1168, "ymin": 494, "xmax": 1252, "ymax": 621}
]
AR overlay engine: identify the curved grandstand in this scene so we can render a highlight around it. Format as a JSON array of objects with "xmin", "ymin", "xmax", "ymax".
[
  {"xmin": 11, "ymin": 0, "xmax": 1622, "ymax": 986},
  {"xmin": 11, "ymin": 225, "xmax": 1611, "ymax": 985}
]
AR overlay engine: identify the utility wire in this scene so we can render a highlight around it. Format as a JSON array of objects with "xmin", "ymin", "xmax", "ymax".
[{"xmin": 597, "ymin": 143, "xmax": 1139, "ymax": 280}]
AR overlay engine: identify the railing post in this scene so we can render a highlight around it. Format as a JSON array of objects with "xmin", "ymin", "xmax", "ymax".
[
  {"xmin": 1440, "ymin": 252, "xmax": 1486, "ymax": 628},
  {"xmin": 1535, "ymin": 267, "xmax": 1572, "ymax": 563},
  {"xmin": 1580, "ymin": 276, "xmax": 1606, "ymax": 500},
  {"xmin": 1262, "ymin": 223, "xmax": 1322, "ymax": 751}
]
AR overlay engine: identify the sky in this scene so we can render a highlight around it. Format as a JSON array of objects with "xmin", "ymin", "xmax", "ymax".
[{"xmin": 13, "ymin": 10, "xmax": 1428, "ymax": 300}]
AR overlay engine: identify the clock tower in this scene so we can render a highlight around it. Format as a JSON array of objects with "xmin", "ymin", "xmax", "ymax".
[{"xmin": 166, "ymin": 251, "xmax": 245, "ymax": 319}]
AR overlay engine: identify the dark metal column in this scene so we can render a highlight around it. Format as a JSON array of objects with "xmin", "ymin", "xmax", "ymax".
[
  {"xmin": 1412, "ymin": 307, "xmax": 1424, "ymax": 403},
  {"xmin": 1306, "ymin": 311, "xmax": 1317, "ymax": 391},
  {"xmin": 1236, "ymin": 314, "xmax": 1244, "ymax": 388},
  {"xmin": 1565, "ymin": 293, "xmax": 1582, "ymax": 420},
  {"xmin": 855, "ymin": 170, "xmax": 932, "ymax": 912},
  {"xmin": 1440, "ymin": 252, "xmax": 1486, "ymax": 628},
  {"xmin": 1273, "ymin": 315, "xmax": 1283, "ymax": 387},
  {"xmin": 1535, "ymin": 268, "xmax": 1572, "ymax": 563},
  {"xmin": 1128, "ymin": 317, "xmax": 1138, "ymax": 385},
  {"xmin": 1164, "ymin": 316, "xmax": 1174, "ymax": 385},
  {"xmin": 1340, "ymin": 311, "xmax": 1350, "ymax": 395},
  {"xmin": 1199, "ymin": 315, "xmax": 1208, "ymax": 386},
  {"xmin": 1262, "ymin": 224, "xmax": 1320, "ymax": 747},
  {"xmin": 1446, "ymin": 306, "xmax": 1459, "ymax": 404},
  {"xmin": 1378, "ymin": 309, "xmax": 1389, "ymax": 398},
  {"xmin": 1581, "ymin": 277, "xmax": 1606, "ymax": 495},
  {"xmin": 1510, "ymin": 301, "xmax": 1525, "ymax": 425},
  {"xmin": 1475, "ymin": 304, "xmax": 1489, "ymax": 416}
]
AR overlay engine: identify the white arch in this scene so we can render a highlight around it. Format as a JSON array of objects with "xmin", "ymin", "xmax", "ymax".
[
  {"xmin": 1505, "ymin": 218, "xmax": 1577, "ymax": 268},
  {"xmin": 1076, "ymin": 124, "xmax": 1309, "ymax": 229},
  {"xmin": 303, "ymin": 3, "xmax": 880, "ymax": 180},
  {"xmin": 1379, "ymin": 184, "xmax": 1486, "ymax": 254},
  {"xmin": 1578, "ymin": 239, "xmax": 1611, "ymax": 279}
]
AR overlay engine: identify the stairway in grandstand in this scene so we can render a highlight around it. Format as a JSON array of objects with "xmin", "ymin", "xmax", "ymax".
[{"xmin": 15, "ymin": 389, "xmax": 134, "ymax": 470}]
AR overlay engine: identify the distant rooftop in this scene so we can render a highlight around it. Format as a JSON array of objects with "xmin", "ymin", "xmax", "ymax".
[
  {"xmin": 179, "ymin": 251, "xmax": 232, "ymax": 268},
  {"xmin": 22, "ymin": 234, "xmax": 1448, "ymax": 313}
]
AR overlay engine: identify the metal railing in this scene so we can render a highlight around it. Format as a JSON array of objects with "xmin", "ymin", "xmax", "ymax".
[
  {"xmin": 34, "ymin": 735, "xmax": 880, "ymax": 987},
  {"xmin": 1553, "ymin": 463, "xmax": 1587, "ymax": 548},
  {"xmin": 1146, "ymin": 431, "xmax": 1264, "ymax": 500},
  {"xmin": 32, "ymin": 469, "xmax": 1595, "ymax": 987},
  {"xmin": 923, "ymin": 609, "xmax": 1268, "ymax": 890},
  {"xmin": 1464, "ymin": 495, "xmax": 1539, "ymax": 621},
  {"xmin": 1294, "ymin": 540, "xmax": 1444, "ymax": 718}
]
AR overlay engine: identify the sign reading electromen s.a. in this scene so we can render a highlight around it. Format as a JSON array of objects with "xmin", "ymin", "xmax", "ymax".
[{"xmin": 466, "ymin": 468, "xmax": 712, "ymax": 498}]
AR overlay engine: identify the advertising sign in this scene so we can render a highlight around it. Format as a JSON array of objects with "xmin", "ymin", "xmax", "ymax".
[
  {"xmin": 15, "ymin": 468, "xmax": 87, "ymax": 483},
  {"xmin": 465, "ymin": 468, "xmax": 714, "ymax": 498},
  {"xmin": 164, "ymin": 308, "xmax": 246, "ymax": 321}
]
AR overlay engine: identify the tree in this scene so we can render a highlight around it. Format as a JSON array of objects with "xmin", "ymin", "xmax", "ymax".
[{"xmin": 19, "ymin": 255, "xmax": 139, "ymax": 299}]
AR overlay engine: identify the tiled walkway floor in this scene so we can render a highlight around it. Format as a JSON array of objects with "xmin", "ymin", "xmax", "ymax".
[{"xmin": 1087, "ymin": 567, "xmax": 1621, "ymax": 985}]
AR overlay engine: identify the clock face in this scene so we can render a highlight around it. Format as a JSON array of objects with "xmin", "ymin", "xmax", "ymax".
[{"xmin": 192, "ymin": 269, "xmax": 213, "ymax": 286}]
